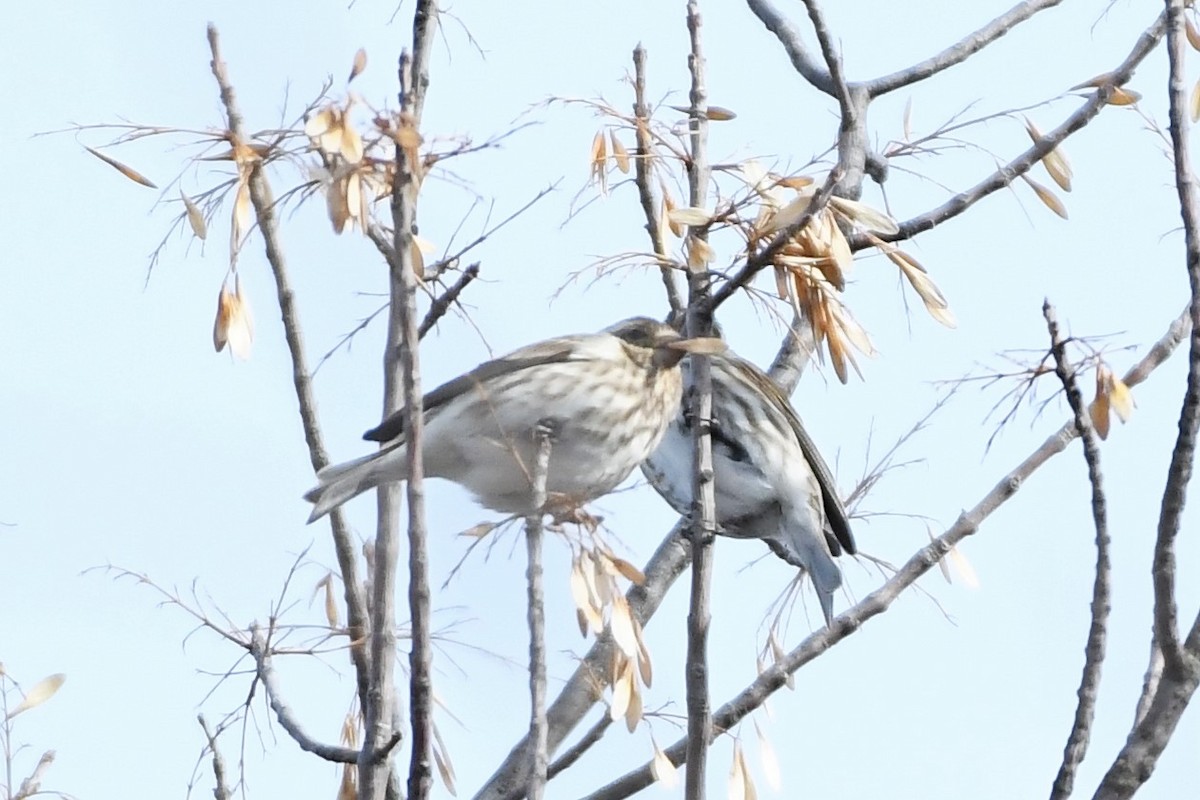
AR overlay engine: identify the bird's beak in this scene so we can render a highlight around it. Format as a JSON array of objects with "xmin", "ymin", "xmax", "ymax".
[
  {"xmin": 665, "ymin": 337, "xmax": 727, "ymax": 355},
  {"xmin": 653, "ymin": 335, "xmax": 727, "ymax": 368}
]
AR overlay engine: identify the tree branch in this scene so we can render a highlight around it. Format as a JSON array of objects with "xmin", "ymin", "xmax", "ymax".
[
  {"xmin": 797, "ymin": 0, "xmax": 874, "ymax": 195},
  {"xmin": 1151, "ymin": 0, "xmax": 1200, "ymax": 677},
  {"xmin": 524, "ymin": 430, "xmax": 553, "ymax": 800},
  {"xmin": 198, "ymin": 715, "xmax": 231, "ymax": 800},
  {"xmin": 1043, "ymin": 301, "xmax": 1111, "ymax": 800},
  {"xmin": 474, "ymin": 524, "xmax": 691, "ymax": 800},
  {"xmin": 546, "ymin": 716, "xmax": 612, "ymax": 782},
  {"xmin": 849, "ymin": 11, "xmax": 1166, "ymax": 249},
  {"xmin": 632, "ymin": 45, "xmax": 683, "ymax": 315},
  {"xmin": 744, "ymin": 0, "xmax": 834, "ymax": 94},
  {"xmin": 204, "ymin": 23, "xmax": 372, "ymax": 717},
  {"xmin": 710, "ymin": 167, "xmax": 841, "ymax": 309},
  {"xmin": 683, "ymin": 4, "xmax": 716, "ymax": 797},
  {"xmin": 419, "ymin": 262, "xmax": 480, "ymax": 338},
  {"xmin": 248, "ymin": 626, "xmax": 361, "ymax": 764},
  {"xmin": 866, "ymin": 0, "xmax": 1066, "ymax": 97},
  {"xmin": 382, "ymin": 6, "xmax": 442, "ymax": 800},
  {"xmin": 1088, "ymin": 4, "xmax": 1200, "ymax": 794}
]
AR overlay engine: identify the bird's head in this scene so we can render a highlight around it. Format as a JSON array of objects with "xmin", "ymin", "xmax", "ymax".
[{"xmin": 607, "ymin": 316, "xmax": 726, "ymax": 369}]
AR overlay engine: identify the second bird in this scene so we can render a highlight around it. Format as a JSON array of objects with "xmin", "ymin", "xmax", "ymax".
[
  {"xmin": 305, "ymin": 317, "xmax": 708, "ymax": 523},
  {"xmin": 641, "ymin": 350, "xmax": 856, "ymax": 625}
]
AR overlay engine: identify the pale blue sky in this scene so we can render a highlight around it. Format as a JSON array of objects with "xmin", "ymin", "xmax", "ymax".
[{"xmin": 3, "ymin": 1, "xmax": 1199, "ymax": 799}]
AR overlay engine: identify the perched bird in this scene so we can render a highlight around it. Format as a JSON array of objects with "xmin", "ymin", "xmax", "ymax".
[
  {"xmin": 305, "ymin": 317, "xmax": 714, "ymax": 523},
  {"xmin": 641, "ymin": 350, "xmax": 856, "ymax": 625}
]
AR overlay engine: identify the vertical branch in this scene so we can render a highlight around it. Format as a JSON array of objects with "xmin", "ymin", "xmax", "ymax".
[
  {"xmin": 632, "ymin": 45, "xmax": 683, "ymax": 314},
  {"xmin": 402, "ymin": 8, "xmax": 442, "ymax": 799},
  {"xmin": 360, "ymin": 5, "xmax": 441, "ymax": 800},
  {"xmin": 1043, "ymin": 301, "xmax": 1111, "ymax": 800},
  {"xmin": 204, "ymin": 25, "xmax": 372, "ymax": 714},
  {"xmin": 1091, "ymin": 4, "xmax": 1200, "ymax": 795},
  {"xmin": 683, "ymin": 2, "xmax": 715, "ymax": 798},
  {"xmin": 524, "ymin": 429, "xmax": 554, "ymax": 800},
  {"xmin": 1152, "ymin": 0, "xmax": 1200, "ymax": 676}
]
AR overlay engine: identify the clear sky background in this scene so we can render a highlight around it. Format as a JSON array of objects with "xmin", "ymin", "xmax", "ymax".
[{"xmin": 3, "ymin": 1, "xmax": 1200, "ymax": 799}]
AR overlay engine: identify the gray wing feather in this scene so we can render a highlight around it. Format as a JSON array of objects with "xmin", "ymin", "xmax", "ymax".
[
  {"xmin": 363, "ymin": 335, "xmax": 589, "ymax": 443},
  {"xmin": 732, "ymin": 355, "xmax": 856, "ymax": 556}
]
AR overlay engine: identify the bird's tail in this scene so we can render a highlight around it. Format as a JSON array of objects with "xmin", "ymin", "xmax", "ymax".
[
  {"xmin": 304, "ymin": 447, "xmax": 406, "ymax": 523},
  {"xmin": 764, "ymin": 513, "xmax": 843, "ymax": 626}
]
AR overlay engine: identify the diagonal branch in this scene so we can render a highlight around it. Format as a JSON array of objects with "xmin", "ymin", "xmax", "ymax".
[
  {"xmin": 710, "ymin": 167, "xmax": 841, "ymax": 309},
  {"xmin": 745, "ymin": 0, "xmax": 834, "ymax": 94},
  {"xmin": 1044, "ymin": 301, "xmax": 1111, "ymax": 800},
  {"xmin": 866, "ymin": 0, "xmax": 1066, "ymax": 97},
  {"xmin": 248, "ymin": 625, "xmax": 361, "ymax": 764},
  {"xmin": 204, "ymin": 24, "xmax": 372, "ymax": 717},
  {"xmin": 632, "ymin": 45, "xmax": 684, "ymax": 315},
  {"xmin": 850, "ymin": 11, "xmax": 1166, "ymax": 249},
  {"xmin": 419, "ymin": 262, "xmax": 480, "ymax": 338},
  {"xmin": 798, "ymin": 0, "xmax": 872, "ymax": 195}
]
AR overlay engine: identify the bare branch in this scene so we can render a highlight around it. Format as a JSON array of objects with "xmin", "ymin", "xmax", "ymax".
[
  {"xmin": 204, "ymin": 24, "xmax": 372, "ymax": 715},
  {"xmin": 523, "ymin": 430, "xmax": 553, "ymax": 800},
  {"xmin": 632, "ymin": 44, "xmax": 684, "ymax": 314},
  {"xmin": 377, "ymin": 6, "xmax": 443, "ymax": 800},
  {"xmin": 248, "ymin": 625, "xmax": 360, "ymax": 764},
  {"xmin": 851, "ymin": 11, "xmax": 1166, "ymax": 248},
  {"xmin": 866, "ymin": 0, "xmax": 1066, "ymax": 96},
  {"xmin": 1151, "ymin": 0, "xmax": 1200, "ymax": 676},
  {"xmin": 1089, "ymin": 5, "xmax": 1200, "ymax": 794},
  {"xmin": 744, "ymin": 0, "xmax": 834, "ymax": 94},
  {"xmin": 12, "ymin": 751, "xmax": 54, "ymax": 800},
  {"xmin": 546, "ymin": 716, "xmax": 612, "ymax": 782},
  {"xmin": 419, "ymin": 263, "xmax": 480, "ymax": 339},
  {"xmin": 710, "ymin": 167, "xmax": 841, "ymax": 309},
  {"xmin": 1043, "ymin": 301, "xmax": 1111, "ymax": 800},
  {"xmin": 198, "ymin": 715, "xmax": 232, "ymax": 800},
  {"xmin": 683, "ymin": 4, "xmax": 716, "ymax": 797}
]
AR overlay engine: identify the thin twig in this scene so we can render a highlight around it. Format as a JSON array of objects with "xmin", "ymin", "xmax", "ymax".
[
  {"xmin": 800, "ymin": 0, "xmax": 851, "ymax": 120},
  {"xmin": 632, "ymin": 44, "xmax": 683, "ymax": 314},
  {"xmin": 524, "ymin": 429, "xmax": 553, "ymax": 800},
  {"xmin": 419, "ymin": 263, "xmax": 480, "ymax": 338},
  {"xmin": 382, "ymin": 6, "xmax": 441, "ymax": 800},
  {"xmin": 683, "ymin": 4, "xmax": 715, "ymax": 798},
  {"xmin": 710, "ymin": 168, "xmax": 841, "ymax": 309},
  {"xmin": 1044, "ymin": 301, "xmax": 1111, "ymax": 800},
  {"xmin": 204, "ymin": 23, "xmax": 372, "ymax": 716},
  {"xmin": 850, "ymin": 11, "xmax": 1166, "ymax": 248},
  {"xmin": 546, "ymin": 716, "xmax": 613, "ymax": 781}
]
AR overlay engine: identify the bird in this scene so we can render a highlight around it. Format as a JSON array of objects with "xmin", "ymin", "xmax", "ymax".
[
  {"xmin": 640, "ymin": 349, "xmax": 856, "ymax": 625},
  {"xmin": 305, "ymin": 317, "xmax": 716, "ymax": 523}
]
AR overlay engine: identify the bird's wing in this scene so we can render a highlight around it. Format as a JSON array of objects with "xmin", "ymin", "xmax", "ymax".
[
  {"xmin": 733, "ymin": 356, "xmax": 857, "ymax": 556},
  {"xmin": 362, "ymin": 335, "xmax": 592, "ymax": 443}
]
